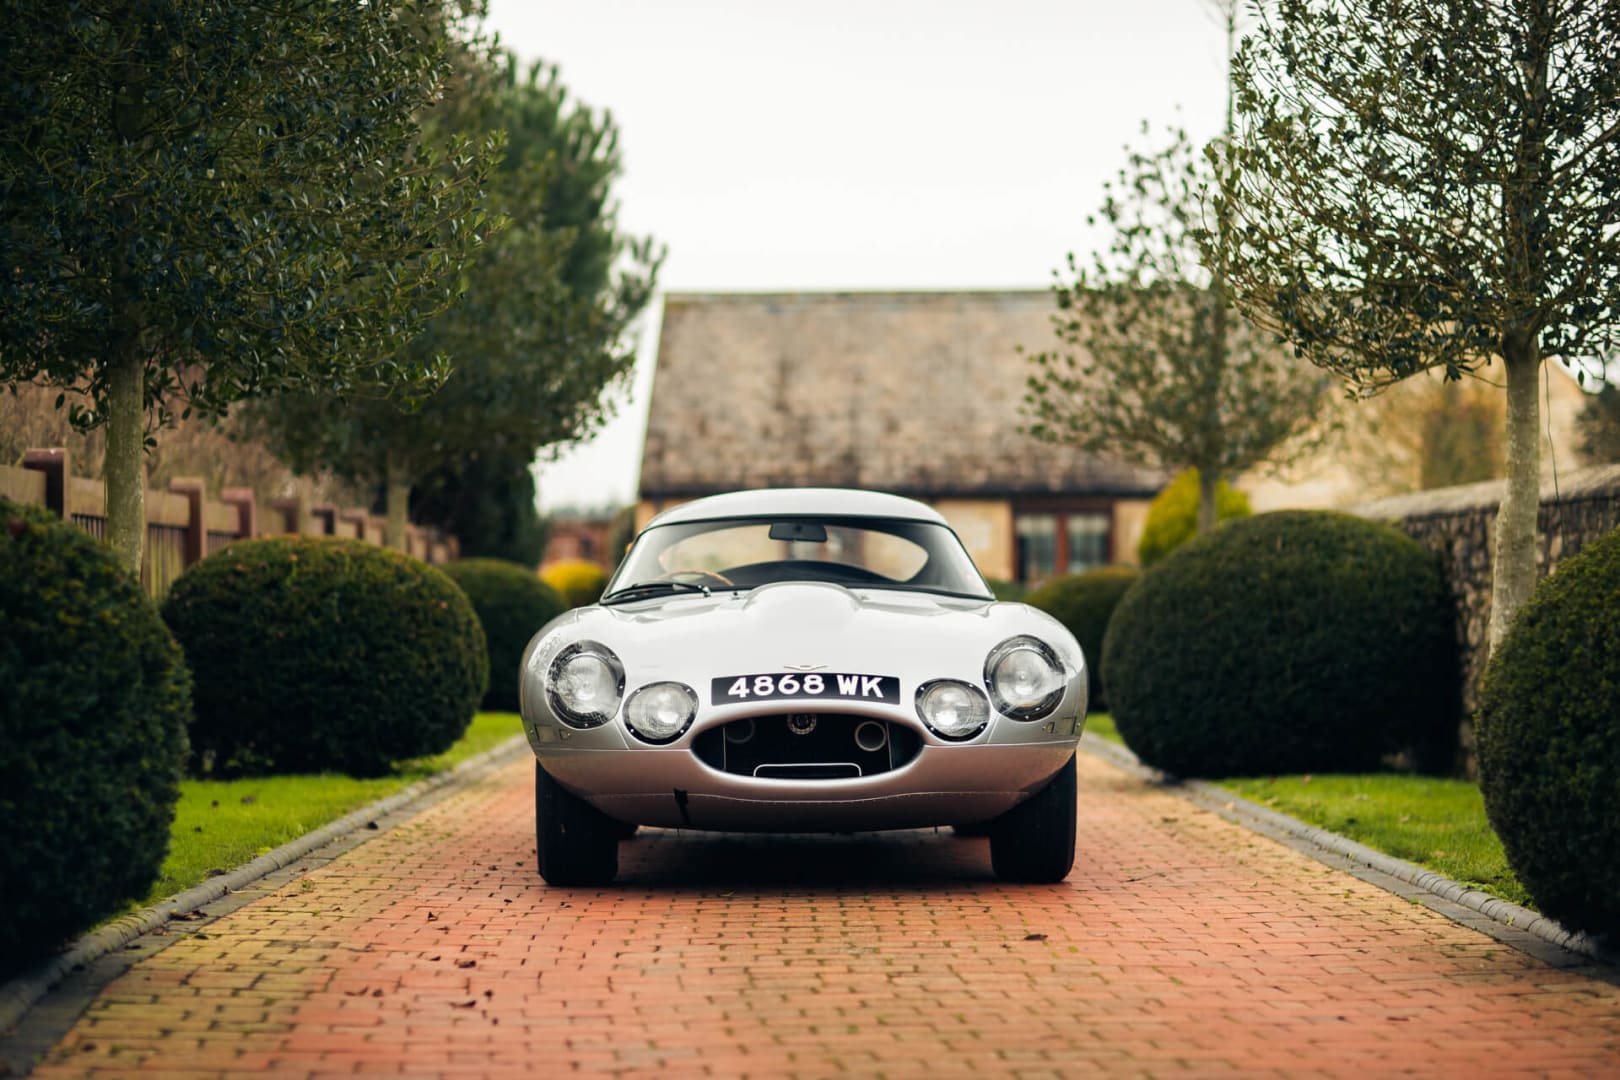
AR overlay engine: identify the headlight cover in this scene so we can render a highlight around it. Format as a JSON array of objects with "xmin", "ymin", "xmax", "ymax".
[
  {"xmin": 547, "ymin": 642, "xmax": 624, "ymax": 727},
  {"xmin": 624, "ymin": 682, "xmax": 699, "ymax": 743},
  {"xmin": 915, "ymin": 679, "xmax": 991, "ymax": 740},
  {"xmin": 985, "ymin": 636, "xmax": 1066, "ymax": 720}
]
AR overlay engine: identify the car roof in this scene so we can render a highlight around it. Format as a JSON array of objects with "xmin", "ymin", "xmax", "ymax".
[{"xmin": 645, "ymin": 488, "xmax": 951, "ymax": 529}]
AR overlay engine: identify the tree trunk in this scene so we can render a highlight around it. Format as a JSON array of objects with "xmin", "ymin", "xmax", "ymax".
[
  {"xmin": 384, "ymin": 454, "xmax": 411, "ymax": 551},
  {"xmin": 103, "ymin": 346, "xmax": 146, "ymax": 576},
  {"xmin": 1487, "ymin": 340, "xmax": 1542, "ymax": 654},
  {"xmin": 1196, "ymin": 467, "xmax": 1219, "ymax": 535}
]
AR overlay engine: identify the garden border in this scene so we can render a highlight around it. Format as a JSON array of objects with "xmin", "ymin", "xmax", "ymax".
[
  {"xmin": 0, "ymin": 734, "xmax": 531, "ymax": 1037},
  {"xmin": 1079, "ymin": 733, "xmax": 1614, "ymax": 968}
]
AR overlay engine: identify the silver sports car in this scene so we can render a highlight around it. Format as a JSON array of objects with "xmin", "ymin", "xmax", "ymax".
[{"xmin": 520, "ymin": 488, "xmax": 1087, "ymax": 885}]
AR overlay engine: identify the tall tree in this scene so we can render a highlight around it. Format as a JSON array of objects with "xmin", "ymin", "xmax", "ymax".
[
  {"xmin": 0, "ymin": 0, "xmax": 497, "ymax": 573},
  {"xmin": 1218, "ymin": 0, "xmax": 1620, "ymax": 652},
  {"xmin": 255, "ymin": 56, "xmax": 660, "ymax": 550},
  {"xmin": 1023, "ymin": 3, "xmax": 1328, "ymax": 532}
]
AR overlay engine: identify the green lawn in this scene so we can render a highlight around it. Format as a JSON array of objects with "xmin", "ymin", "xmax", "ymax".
[
  {"xmin": 1081, "ymin": 712, "xmax": 1527, "ymax": 908},
  {"xmin": 145, "ymin": 711, "xmax": 524, "ymax": 904}
]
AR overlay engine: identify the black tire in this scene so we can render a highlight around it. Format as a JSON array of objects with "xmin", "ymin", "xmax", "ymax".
[
  {"xmin": 535, "ymin": 761, "xmax": 620, "ymax": 886},
  {"xmin": 989, "ymin": 753, "xmax": 1077, "ymax": 883}
]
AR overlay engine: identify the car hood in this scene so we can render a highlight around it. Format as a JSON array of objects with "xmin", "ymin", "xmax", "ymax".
[{"xmin": 538, "ymin": 582, "xmax": 1083, "ymax": 687}]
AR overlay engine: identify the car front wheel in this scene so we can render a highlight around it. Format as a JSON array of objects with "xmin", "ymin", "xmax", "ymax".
[
  {"xmin": 988, "ymin": 753, "xmax": 1077, "ymax": 883},
  {"xmin": 535, "ymin": 761, "xmax": 620, "ymax": 886}
]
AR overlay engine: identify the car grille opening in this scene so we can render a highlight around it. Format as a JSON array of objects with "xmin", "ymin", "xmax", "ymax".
[{"xmin": 692, "ymin": 713, "xmax": 922, "ymax": 779}]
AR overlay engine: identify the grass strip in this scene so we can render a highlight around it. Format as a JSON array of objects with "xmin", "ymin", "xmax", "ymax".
[
  {"xmin": 146, "ymin": 711, "xmax": 524, "ymax": 904},
  {"xmin": 1083, "ymin": 713, "xmax": 1527, "ymax": 908}
]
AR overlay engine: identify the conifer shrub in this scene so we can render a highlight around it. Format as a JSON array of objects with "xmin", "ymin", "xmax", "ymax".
[
  {"xmin": 1478, "ymin": 527, "xmax": 1620, "ymax": 938},
  {"xmin": 541, "ymin": 558, "xmax": 609, "ymax": 608},
  {"xmin": 1103, "ymin": 510, "xmax": 1454, "ymax": 777},
  {"xmin": 1025, "ymin": 566, "xmax": 1140, "ymax": 710},
  {"xmin": 0, "ymin": 499, "xmax": 191, "ymax": 972},
  {"xmin": 1137, "ymin": 468, "xmax": 1252, "ymax": 566},
  {"xmin": 442, "ymin": 558, "xmax": 566, "ymax": 712},
  {"xmin": 162, "ymin": 537, "xmax": 487, "ymax": 777}
]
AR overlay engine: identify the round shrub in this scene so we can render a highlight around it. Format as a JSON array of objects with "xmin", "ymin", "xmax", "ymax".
[
  {"xmin": 541, "ymin": 558, "xmax": 609, "ymax": 608},
  {"xmin": 1026, "ymin": 567, "xmax": 1139, "ymax": 711},
  {"xmin": 163, "ymin": 537, "xmax": 487, "ymax": 777},
  {"xmin": 0, "ymin": 499, "xmax": 190, "ymax": 972},
  {"xmin": 1103, "ymin": 510, "xmax": 1454, "ymax": 777},
  {"xmin": 1478, "ymin": 527, "xmax": 1620, "ymax": 937},
  {"xmin": 442, "ymin": 558, "xmax": 566, "ymax": 712},
  {"xmin": 1137, "ymin": 468, "xmax": 1251, "ymax": 566}
]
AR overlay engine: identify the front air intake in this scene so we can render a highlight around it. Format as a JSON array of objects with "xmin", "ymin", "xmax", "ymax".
[{"xmin": 692, "ymin": 713, "xmax": 921, "ymax": 779}]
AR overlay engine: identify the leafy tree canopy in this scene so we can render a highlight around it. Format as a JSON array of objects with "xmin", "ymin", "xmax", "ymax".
[
  {"xmin": 1219, "ymin": 0, "xmax": 1620, "ymax": 651},
  {"xmin": 252, "ymin": 53, "xmax": 661, "ymax": 547},
  {"xmin": 0, "ymin": 0, "xmax": 499, "ymax": 570}
]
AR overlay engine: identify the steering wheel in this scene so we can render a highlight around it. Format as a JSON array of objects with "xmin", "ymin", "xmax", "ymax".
[{"xmin": 659, "ymin": 569, "xmax": 734, "ymax": 587}]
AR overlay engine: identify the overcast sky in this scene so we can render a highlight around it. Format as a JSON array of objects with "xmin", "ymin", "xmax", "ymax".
[{"xmin": 484, "ymin": 0, "xmax": 1238, "ymax": 510}]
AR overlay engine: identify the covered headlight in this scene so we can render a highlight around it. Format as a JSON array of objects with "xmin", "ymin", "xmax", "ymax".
[
  {"xmin": 985, "ymin": 636, "xmax": 1065, "ymax": 720},
  {"xmin": 624, "ymin": 682, "xmax": 699, "ymax": 743},
  {"xmin": 915, "ymin": 679, "xmax": 990, "ymax": 740},
  {"xmin": 547, "ymin": 642, "xmax": 624, "ymax": 727}
]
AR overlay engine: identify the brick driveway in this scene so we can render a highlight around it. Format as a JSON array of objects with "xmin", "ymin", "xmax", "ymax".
[{"xmin": 20, "ymin": 751, "xmax": 1620, "ymax": 1078}]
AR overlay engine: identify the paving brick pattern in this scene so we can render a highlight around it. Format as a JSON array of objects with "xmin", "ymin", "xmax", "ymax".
[{"xmin": 26, "ymin": 754, "xmax": 1620, "ymax": 1078}]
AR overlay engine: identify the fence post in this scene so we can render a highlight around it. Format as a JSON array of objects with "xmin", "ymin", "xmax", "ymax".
[
  {"xmin": 22, "ymin": 448, "xmax": 71, "ymax": 519},
  {"xmin": 220, "ymin": 487, "xmax": 257, "ymax": 542},
  {"xmin": 168, "ymin": 477, "xmax": 207, "ymax": 568},
  {"xmin": 310, "ymin": 505, "xmax": 337, "ymax": 535}
]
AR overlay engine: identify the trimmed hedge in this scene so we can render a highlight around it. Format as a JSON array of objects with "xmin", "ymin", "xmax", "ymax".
[
  {"xmin": 1103, "ymin": 510, "xmax": 1454, "ymax": 777},
  {"xmin": 162, "ymin": 537, "xmax": 487, "ymax": 777},
  {"xmin": 1025, "ymin": 566, "xmax": 1139, "ymax": 711},
  {"xmin": 1138, "ymin": 468, "xmax": 1251, "ymax": 566},
  {"xmin": 541, "ymin": 558, "xmax": 609, "ymax": 608},
  {"xmin": 442, "ymin": 558, "xmax": 566, "ymax": 712},
  {"xmin": 0, "ymin": 499, "xmax": 191, "ymax": 972},
  {"xmin": 1478, "ymin": 527, "xmax": 1620, "ymax": 937}
]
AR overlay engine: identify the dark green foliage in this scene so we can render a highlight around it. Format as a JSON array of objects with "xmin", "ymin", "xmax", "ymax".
[
  {"xmin": 986, "ymin": 579, "xmax": 1027, "ymax": 603},
  {"xmin": 162, "ymin": 537, "xmax": 487, "ymax": 777},
  {"xmin": 1103, "ymin": 511, "xmax": 1454, "ymax": 777},
  {"xmin": 412, "ymin": 451, "xmax": 553, "ymax": 565},
  {"xmin": 0, "ymin": 500, "xmax": 190, "ymax": 972},
  {"xmin": 1478, "ymin": 528, "xmax": 1620, "ymax": 937},
  {"xmin": 1137, "ymin": 469, "xmax": 1251, "ymax": 567},
  {"xmin": 441, "ymin": 558, "xmax": 565, "ymax": 712},
  {"xmin": 1025, "ymin": 566, "xmax": 1140, "ymax": 710}
]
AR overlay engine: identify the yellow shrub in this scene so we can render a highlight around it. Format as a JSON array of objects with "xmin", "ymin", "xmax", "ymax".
[{"xmin": 540, "ymin": 559, "xmax": 609, "ymax": 608}]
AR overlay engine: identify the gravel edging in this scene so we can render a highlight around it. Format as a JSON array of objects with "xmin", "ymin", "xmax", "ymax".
[
  {"xmin": 0, "ymin": 734, "xmax": 531, "ymax": 1036},
  {"xmin": 1078, "ymin": 732, "xmax": 1614, "ymax": 966}
]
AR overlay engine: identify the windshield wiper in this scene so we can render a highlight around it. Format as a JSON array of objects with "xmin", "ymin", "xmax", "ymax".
[{"xmin": 600, "ymin": 580, "xmax": 713, "ymax": 605}]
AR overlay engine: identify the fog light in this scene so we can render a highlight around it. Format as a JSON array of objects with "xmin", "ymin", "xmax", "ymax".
[
  {"xmin": 915, "ymin": 679, "xmax": 990, "ymax": 740},
  {"xmin": 624, "ymin": 682, "xmax": 699, "ymax": 743}
]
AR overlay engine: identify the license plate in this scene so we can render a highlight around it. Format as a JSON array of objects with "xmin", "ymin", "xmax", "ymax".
[{"xmin": 712, "ymin": 672, "xmax": 900, "ymax": 705}]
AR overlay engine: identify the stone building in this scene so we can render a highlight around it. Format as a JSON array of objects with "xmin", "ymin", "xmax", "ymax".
[{"xmin": 635, "ymin": 290, "xmax": 1165, "ymax": 585}]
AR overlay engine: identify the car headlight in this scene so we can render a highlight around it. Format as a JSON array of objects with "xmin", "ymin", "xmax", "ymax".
[
  {"xmin": 624, "ymin": 682, "xmax": 699, "ymax": 743},
  {"xmin": 985, "ymin": 636, "xmax": 1066, "ymax": 720},
  {"xmin": 547, "ymin": 642, "xmax": 624, "ymax": 727},
  {"xmin": 915, "ymin": 679, "xmax": 990, "ymax": 740}
]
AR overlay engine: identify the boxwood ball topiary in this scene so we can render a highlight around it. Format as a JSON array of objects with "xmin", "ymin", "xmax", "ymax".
[
  {"xmin": 441, "ymin": 558, "xmax": 566, "ymax": 712},
  {"xmin": 1025, "ymin": 566, "xmax": 1139, "ymax": 711},
  {"xmin": 163, "ymin": 537, "xmax": 487, "ymax": 777},
  {"xmin": 0, "ymin": 499, "xmax": 191, "ymax": 973},
  {"xmin": 1478, "ymin": 527, "xmax": 1620, "ymax": 938},
  {"xmin": 1102, "ymin": 510, "xmax": 1454, "ymax": 777}
]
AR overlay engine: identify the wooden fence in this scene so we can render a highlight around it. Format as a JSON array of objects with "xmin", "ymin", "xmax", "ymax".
[{"xmin": 1, "ymin": 448, "xmax": 456, "ymax": 598}]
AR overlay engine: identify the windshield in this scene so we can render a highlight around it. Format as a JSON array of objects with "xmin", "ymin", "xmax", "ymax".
[{"xmin": 605, "ymin": 515, "xmax": 993, "ymax": 600}]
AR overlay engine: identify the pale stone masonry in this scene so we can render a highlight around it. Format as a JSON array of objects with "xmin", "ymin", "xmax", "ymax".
[{"xmin": 637, "ymin": 290, "xmax": 1164, "ymax": 582}]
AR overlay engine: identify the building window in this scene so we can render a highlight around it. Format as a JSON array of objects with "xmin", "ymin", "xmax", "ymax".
[{"xmin": 1014, "ymin": 505, "xmax": 1114, "ymax": 585}]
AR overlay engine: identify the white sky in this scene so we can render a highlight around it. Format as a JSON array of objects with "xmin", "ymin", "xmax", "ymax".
[{"xmin": 485, "ymin": 0, "xmax": 1237, "ymax": 511}]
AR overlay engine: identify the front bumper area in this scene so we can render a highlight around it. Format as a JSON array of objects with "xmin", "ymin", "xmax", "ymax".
[{"xmin": 530, "ymin": 733, "xmax": 1078, "ymax": 832}]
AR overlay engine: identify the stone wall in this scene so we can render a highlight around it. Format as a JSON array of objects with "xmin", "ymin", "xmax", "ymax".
[{"xmin": 1353, "ymin": 463, "xmax": 1620, "ymax": 773}]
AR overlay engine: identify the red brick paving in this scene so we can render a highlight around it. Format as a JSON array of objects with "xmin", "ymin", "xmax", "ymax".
[{"xmin": 24, "ymin": 754, "xmax": 1620, "ymax": 1078}]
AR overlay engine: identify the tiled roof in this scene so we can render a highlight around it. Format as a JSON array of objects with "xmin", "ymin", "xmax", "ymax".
[{"xmin": 639, "ymin": 291, "xmax": 1166, "ymax": 499}]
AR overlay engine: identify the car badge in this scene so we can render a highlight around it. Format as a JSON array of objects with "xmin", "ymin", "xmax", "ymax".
[{"xmin": 782, "ymin": 663, "xmax": 827, "ymax": 671}]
